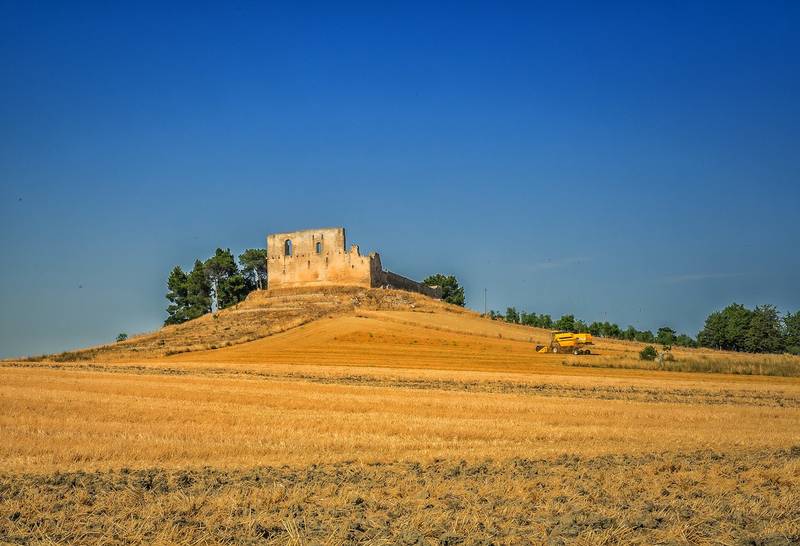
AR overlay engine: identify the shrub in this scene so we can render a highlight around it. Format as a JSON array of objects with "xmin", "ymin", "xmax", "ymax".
[
  {"xmin": 116, "ymin": 333, "xmax": 128, "ymax": 342},
  {"xmin": 639, "ymin": 345, "xmax": 658, "ymax": 361}
]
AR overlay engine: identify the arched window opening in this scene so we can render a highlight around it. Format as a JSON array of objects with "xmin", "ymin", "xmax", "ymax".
[
  {"xmin": 315, "ymin": 242, "xmax": 322, "ymax": 254},
  {"xmin": 284, "ymin": 239, "xmax": 293, "ymax": 256}
]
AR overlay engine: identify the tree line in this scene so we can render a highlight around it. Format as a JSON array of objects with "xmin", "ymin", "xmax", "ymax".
[
  {"xmin": 490, "ymin": 302, "xmax": 800, "ymax": 354},
  {"xmin": 165, "ymin": 248, "xmax": 266, "ymax": 325},
  {"xmin": 490, "ymin": 308, "xmax": 696, "ymax": 347},
  {"xmin": 696, "ymin": 303, "xmax": 799, "ymax": 355}
]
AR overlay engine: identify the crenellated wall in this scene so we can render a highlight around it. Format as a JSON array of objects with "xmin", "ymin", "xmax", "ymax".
[
  {"xmin": 267, "ymin": 227, "xmax": 380, "ymax": 289},
  {"xmin": 265, "ymin": 227, "xmax": 441, "ymax": 298}
]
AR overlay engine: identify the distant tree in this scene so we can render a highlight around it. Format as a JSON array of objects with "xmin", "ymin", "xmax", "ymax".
[
  {"xmin": 639, "ymin": 345, "xmax": 657, "ymax": 361},
  {"xmin": 423, "ymin": 274, "xmax": 465, "ymax": 307},
  {"xmin": 239, "ymin": 248, "xmax": 267, "ymax": 290},
  {"xmin": 538, "ymin": 314, "xmax": 553, "ymax": 329},
  {"xmin": 697, "ymin": 302, "xmax": 792, "ymax": 353},
  {"xmin": 555, "ymin": 314, "xmax": 576, "ymax": 332},
  {"xmin": 606, "ymin": 323, "xmax": 621, "ymax": 338},
  {"xmin": 744, "ymin": 305, "xmax": 784, "ymax": 353},
  {"xmin": 674, "ymin": 333, "xmax": 696, "ymax": 348},
  {"xmin": 697, "ymin": 310, "xmax": 726, "ymax": 350},
  {"xmin": 656, "ymin": 327, "xmax": 676, "ymax": 347},
  {"xmin": 635, "ymin": 330, "xmax": 655, "ymax": 343},
  {"xmin": 205, "ymin": 248, "xmax": 240, "ymax": 310},
  {"xmin": 505, "ymin": 307, "xmax": 520, "ymax": 323},
  {"xmin": 785, "ymin": 311, "xmax": 800, "ymax": 355},
  {"xmin": 520, "ymin": 311, "xmax": 535, "ymax": 326},
  {"xmin": 116, "ymin": 333, "xmax": 128, "ymax": 342},
  {"xmin": 623, "ymin": 326, "xmax": 637, "ymax": 341},
  {"xmin": 185, "ymin": 260, "xmax": 212, "ymax": 320},
  {"xmin": 721, "ymin": 303, "xmax": 753, "ymax": 351},
  {"xmin": 165, "ymin": 266, "xmax": 190, "ymax": 325},
  {"xmin": 218, "ymin": 272, "xmax": 250, "ymax": 309}
]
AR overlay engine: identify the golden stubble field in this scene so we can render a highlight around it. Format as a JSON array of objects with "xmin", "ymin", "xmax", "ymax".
[{"xmin": 2, "ymin": 289, "xmax": 800, "ymax": 544}]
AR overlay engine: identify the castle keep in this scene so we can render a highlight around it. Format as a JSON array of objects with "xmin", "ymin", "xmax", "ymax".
[{"xmin": 266, "ymin": 227, "xmax": 441, "ymax": 298}]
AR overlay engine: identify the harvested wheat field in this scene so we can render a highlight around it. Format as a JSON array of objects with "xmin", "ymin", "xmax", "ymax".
[{"xmin": 3, "ymin": 288, "xmax": 800, "ymax": 544}]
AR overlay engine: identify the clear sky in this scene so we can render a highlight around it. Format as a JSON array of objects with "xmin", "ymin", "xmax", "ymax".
[{"xmin": 1, "ymin": 2, "xmax": 799, "ymax": 358}]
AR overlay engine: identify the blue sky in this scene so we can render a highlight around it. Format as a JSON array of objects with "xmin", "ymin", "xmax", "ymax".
[{"xmin": 1, "ymin": 1, "xmax": 799, "ymax": 358}]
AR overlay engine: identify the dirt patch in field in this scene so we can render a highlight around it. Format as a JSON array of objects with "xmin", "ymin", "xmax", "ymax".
[{"xmin": 1, "ymin": 448, "xmax": 798, "ymax": 544}]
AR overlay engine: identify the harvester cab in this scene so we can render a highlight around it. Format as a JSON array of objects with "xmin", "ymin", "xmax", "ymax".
[{"xmin": 536, "ymin": 332, "xmax": 593, "ymax": 355}]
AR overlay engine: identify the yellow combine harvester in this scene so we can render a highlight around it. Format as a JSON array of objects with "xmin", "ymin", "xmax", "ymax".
[{"xmin": 536, "ymin": 332, "xmax": 594, "ymax": 355}]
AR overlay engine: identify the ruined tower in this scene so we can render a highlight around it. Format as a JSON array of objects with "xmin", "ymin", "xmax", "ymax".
[{"xmin": 266, "ymin": 227, "xmax": 441, "ymax": 297}]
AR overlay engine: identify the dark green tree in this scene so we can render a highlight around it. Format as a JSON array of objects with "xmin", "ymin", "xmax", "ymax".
[
  {"xmin": 623, "ymin": 326, "xmax": 638, "ymax": 341},
  {"xmin": 635, "ymin": 330, "xmax": 655, "ymax": 343},
  {"xmin": 218, "ymin": 273, "xmax": 250, "ymax": 308},
  {"xmin": 239, "ymin": 248, "xmax": 267, "ymax": 290},
  {"xmin": 505, "ymin": 307, "xmax": 520, "ymax": 323},
  {"xmin": 555, "ymin": 314, "xmax": 576, "ymax": 332},
  {"xmin": 674, "ymin": 333, "xmax": 696, "ymax": 348},
  {"xmin": 722, "ymin": 303, "xmax": 753, "ymax": 351},
  {"xmin": 538, "ymin": 314, "xmax": 553, "ymax": 328},
  {"xmin": 165, "ymin": 266, "xmax": 189, "ymax": 325},
  {"xmin": 785, "ymin": 311, "xmax": 800, "ymax": 355},
  {"xmin": 205, "ymin": 248, "xmax": 240, "ymax": 310},
  {"xmin": 639, "ymin": 345, "xmax": 657, "ymax": 361},
  {"xmin": 697, "ymin": 310, "xmax": 726, "ymax": 349},
  {"xmin": 744, "ymin": 305, "xmax": 784, "ymax": 353},
  {"xmin": 185, "ymin": 260, "xmax": 212, "ymax": 320},
  {"xmin": 656, "ymin": 327, "xmax": 676, "ymax": 347},
  {"xmin": 423, "ymin": 274, "xmax": 465, "ymax": 306},
  {"xmin": 520, "ymin": 311, "xmax": 535, "ymax": 326}
]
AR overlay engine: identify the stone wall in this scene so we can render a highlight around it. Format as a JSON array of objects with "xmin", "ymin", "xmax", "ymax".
[
  {"xmin": 267, "ymin": 227, "xmax": 381, "ymax": 289},
  {"xmin": 266, "ymin": 226, "xmax": 441, "ymax": 299},
  {"xmin": 381, "ymin": 271, "xmax": 443, "ymax": 298}
]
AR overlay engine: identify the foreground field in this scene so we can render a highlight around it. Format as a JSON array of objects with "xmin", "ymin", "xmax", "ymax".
[
  {"xmin": 3, "ymin": 288, "xmax": 800, "ymax": 543},
  {"xmin": 3, "ymin": 448, "xmax": 798, "ymax": 544},
  {"xmin": 2, "ymin": 359, "xmax": 800, "ymax": 544}
]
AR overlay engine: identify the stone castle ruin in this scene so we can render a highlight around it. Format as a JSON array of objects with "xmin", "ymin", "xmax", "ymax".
[{"xmin": 266, "ymin": 227, "xmax": 442, "ymax": 298}]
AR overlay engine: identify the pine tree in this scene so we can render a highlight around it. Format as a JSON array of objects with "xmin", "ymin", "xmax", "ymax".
[
  {"xmin": 185, "ymin": 260, "xmax": 212, "ymax": 319},
  {"xmin": 165, "ymin": 266, "xmax": 189, "ymax": 325},
  {"xmin": 204, "ymin": 248, "xmax": 239, "ymax": 310},
  {"xmin": 239, "ymin": 248, "xmax": 267, "ymax": 290}
]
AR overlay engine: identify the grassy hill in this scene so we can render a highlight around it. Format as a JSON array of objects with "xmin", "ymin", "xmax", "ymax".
[
  {"xmin": 29, "ymin": 286, "xmax": 455, "ymax": 362},
  {"xmin": 19, "ymin": 285, "xmax": 800, "ymax": 378}
]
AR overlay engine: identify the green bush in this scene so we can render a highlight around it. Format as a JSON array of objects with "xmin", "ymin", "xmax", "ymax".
[
  {"xmin": 639, "ymin": 345, "xmax": 658, "ymax": 361},
  {"xmin": 116, "ymin": 333, "xmax": 128, "ymax": 342}
]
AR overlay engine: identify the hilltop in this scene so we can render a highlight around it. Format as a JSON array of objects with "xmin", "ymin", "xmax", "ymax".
[
  {"xmin": 34, "ymin": 287, "xmax": 468, "ymax": 363},
  {"xmin": 20, "ymin": 286, "xmax": 800, "ymax": 378}
]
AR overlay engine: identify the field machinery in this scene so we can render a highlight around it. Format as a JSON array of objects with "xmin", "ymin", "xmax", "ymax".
[{"xmin": 536, "ymin": 332, "xmax": 593, "ymax": 355}]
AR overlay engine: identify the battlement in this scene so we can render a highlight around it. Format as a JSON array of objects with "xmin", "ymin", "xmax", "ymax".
[{"xmin": 266, "ymin": 227, "xmax": 441, "ymax": 298}]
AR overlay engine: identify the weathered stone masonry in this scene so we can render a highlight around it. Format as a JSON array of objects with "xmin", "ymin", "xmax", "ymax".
[{"xmin": 266, "ymin": 227, "xmax": 441, "ymax": 298}]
